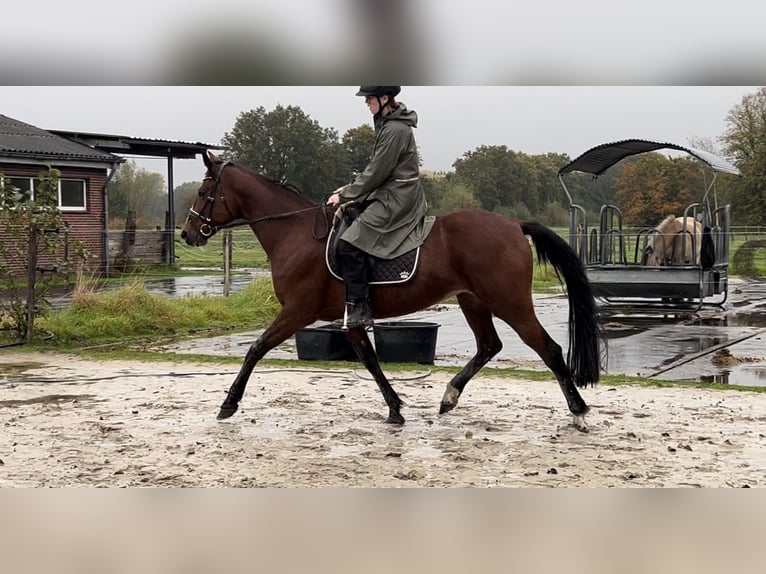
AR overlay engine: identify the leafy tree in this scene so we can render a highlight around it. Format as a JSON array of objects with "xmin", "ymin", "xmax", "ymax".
[
  {"xmin": 452, "ymin": 145, "xmax": 562, "ymax": 215},
  {"xmin": 613, "ymin": 153, "xmax": 708, "ymax": 226},
  {"xmin": 221, "ymin": 104, "xmax": 349, "ymax": 202},
  {"xmin": 342, "ymin": 124, "xmax": 376, "ymax": 175},
  {"xmin": 720, "ymin": 87, "xmax": 766, "ymax": 225},
  {"xmin": 613, "ymin": 154, "xmax": 669, "ymax": 225},
  {"xmin": 535, "ymin": 152, "xmax": 572, "ymax": 208},
  {"xmin": 0, "ymin": 168, "xmax": 89, "ymax": 341},
  {"xmin": 439, "ymin": 180, "xmax": 481, "ymax": 213},
  {"xmin": 453, "ymin": 145, "xmax": 515, "ymax": 211},
  {"xmin": 107, "ymin": 160, "xmax": 167, "ymax": 228},
  {"xmin": 173, "ymin": 181, "xmax": 203, "ymax": 226}
]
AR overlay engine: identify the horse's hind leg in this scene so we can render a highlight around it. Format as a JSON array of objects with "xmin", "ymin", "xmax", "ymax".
[
  {"xmin": 345, "ymin": 327, "xmax": 404, "ymax": 425},
  {"xmin": 494, "ymin": 301, "xmax": 591, "ymax": 432},
  {"xmin": 439, "ymin": 293, "xmax": 502, "ymax": 414}
]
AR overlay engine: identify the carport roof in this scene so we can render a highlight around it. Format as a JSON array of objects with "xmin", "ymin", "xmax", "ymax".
[{"xmin": 46, "ymin": 129, "xmax": 226, "ymax": 160}]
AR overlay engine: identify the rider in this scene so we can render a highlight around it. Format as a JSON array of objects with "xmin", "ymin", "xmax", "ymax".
[{"xmin": 327, "ymin": 86, "xmax": 433, "ymax": 330}]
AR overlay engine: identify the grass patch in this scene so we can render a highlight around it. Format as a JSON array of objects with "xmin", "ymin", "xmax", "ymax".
[{"xmin": 37, "ymin": 277, "xmax": 280, "ymax": 346}]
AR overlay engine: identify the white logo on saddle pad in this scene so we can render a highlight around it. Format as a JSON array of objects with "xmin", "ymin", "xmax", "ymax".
[{"xmin": 399, "ymin": 271, "xmax": 410, "ymax": 279}]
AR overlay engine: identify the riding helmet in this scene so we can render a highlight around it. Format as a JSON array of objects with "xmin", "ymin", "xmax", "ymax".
[{"xmin": 355, "ymin": 86, "xmax": 401, "ymax": 97}]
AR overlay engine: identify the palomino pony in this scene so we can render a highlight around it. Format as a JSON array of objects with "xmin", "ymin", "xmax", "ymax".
[
  {"xmin": 181, "ymin": 151, "xmax": 604, "ymax": 431},
  {"xmin": 642, "ymin": 215, "xmax": 702, "ymax": 266}
]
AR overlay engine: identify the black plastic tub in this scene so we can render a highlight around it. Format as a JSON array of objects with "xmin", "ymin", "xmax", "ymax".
[
  {"xmin": 373, "ymin": 321, "xmax": 440, "ymax": 364},
  {"xmin": 295, "ymin": 324, "xmax": 359, "ymax": 361}
]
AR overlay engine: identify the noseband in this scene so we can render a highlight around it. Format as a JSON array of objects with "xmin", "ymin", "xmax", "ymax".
[{"xmin": 187, "ymin": 160, "xmax": 234, "ymax": 238}]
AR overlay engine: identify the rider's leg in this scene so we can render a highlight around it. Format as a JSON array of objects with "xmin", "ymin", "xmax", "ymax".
[{"xmin": 338, "ymin": 239, "xmax": 372, "ymax": 330}]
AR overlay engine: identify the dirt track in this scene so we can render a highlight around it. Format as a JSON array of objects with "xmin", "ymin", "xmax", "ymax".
[{"xmin": 1, "ymin": 351, "xmax": 764, "ymax": 487}]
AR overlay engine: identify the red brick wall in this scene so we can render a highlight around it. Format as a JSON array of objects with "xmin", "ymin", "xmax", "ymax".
[{"xmin": 0, "ymin": 163, "xmax": 108, "ymax": 278}]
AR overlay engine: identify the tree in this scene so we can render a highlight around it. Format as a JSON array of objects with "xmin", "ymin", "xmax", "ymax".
[
  {"xmin": 342, "ymin": 124, "xmax": 375, "ymax": 176},
  {"xmin": 453, "ymin": 145, "xmax": 514, "ymax": 211},
  {"xmin": 613, "ymin": 153, "xmax": 708, "ymax": 226},
  {"xmin": 1, "ymin": 168, "xmax": 89, "ymax": 341},
  {"xmin": 107, "ymin": 160, "xmax": 167, "ymax": 228},
  {"xmin": 173, "ymin": 181, "xmax": 202, "ymax": 226},
  {"xmin": 613, "ymin": 154, "xmax": 670, "ymax": 225},
  {"xmin": 221, "ymin": 105, "xmax": 349, "ymax": 202},
  {"xmin": 720, "ymin": 87, "xmax": 766, "ymax": 225},
  {"xmin": 452, "ymin": 145, "xmax": 550, "ymax": 215}
]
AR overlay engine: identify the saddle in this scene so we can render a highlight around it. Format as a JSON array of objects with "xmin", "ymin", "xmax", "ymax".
[{"xmin": 325, "ymin": 205, "xmax": 420, "ymax": 285}]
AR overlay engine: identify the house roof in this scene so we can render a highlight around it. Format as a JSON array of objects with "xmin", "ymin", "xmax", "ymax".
[{"xmin": 0, "ymin": 114, "xmax": 123, "ymax": 164}]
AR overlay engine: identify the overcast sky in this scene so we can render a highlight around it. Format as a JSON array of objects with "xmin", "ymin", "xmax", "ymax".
[{"xmin": 2, "ymin": 86, "xmax": 759, "ymax": 187}]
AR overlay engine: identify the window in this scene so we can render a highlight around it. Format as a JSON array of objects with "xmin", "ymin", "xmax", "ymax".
[
  {"xmin": 5, "ymin": 177, "xmax": 33, "ymax": 202},
  {"xmin": 0, "ymin": 176, "xmax": 86, "ymax": 211},
  {"xmin": 59, "ymin": 180, "xmax": 86, "ymax": 210}
]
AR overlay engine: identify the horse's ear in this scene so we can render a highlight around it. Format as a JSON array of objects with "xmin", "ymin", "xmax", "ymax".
[{"xmin": 202, "ymin": 150, "xmax": 213, "ymax": 170}]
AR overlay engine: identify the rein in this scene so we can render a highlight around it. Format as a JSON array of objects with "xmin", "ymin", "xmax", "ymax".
[{"xmin": 188, "ymin": 161, "xmax": 332, "ymax": 239}]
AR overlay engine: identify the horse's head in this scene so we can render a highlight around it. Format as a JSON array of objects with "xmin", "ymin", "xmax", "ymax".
[
  {"xmin": 642, "ymin": 244, "xmax": 660, "ymax": 266},
  {"xmin": 181, "ymin": 151, "xmax": 236, "ymax": 246}
]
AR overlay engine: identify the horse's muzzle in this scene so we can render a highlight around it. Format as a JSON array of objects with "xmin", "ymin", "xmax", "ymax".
[{"xmin": 180, "ymin": 228, "xmax": 208, "ymax": 247}]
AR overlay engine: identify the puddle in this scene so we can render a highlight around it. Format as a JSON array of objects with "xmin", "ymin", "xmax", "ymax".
[
  {"xmin": 0, "ymin": 362, "xmax": 46, "ymax": 385},
  {"xmin": 8, "ymin": 275, "xmax": 766, "ymax": 388},
  {"xmin": 408, "ymin": 445, "xmax": 443, "ymax": 459},
  {"xmin": 0, "ymin": 393, "xmax": 96, "ymax": 407}
]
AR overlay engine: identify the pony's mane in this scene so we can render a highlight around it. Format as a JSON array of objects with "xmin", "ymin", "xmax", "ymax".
[{"xmin": 657, "ymin": 214, "xmax": 677, "ymax": 232}]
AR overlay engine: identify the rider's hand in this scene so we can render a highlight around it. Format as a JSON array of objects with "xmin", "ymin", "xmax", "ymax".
[{"xmin": 327, "ymin": 188, "xmax": 343, "ymax": 205}]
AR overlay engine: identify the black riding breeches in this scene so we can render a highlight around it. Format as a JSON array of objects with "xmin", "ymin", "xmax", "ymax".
[{"xmin": 338, "ymin": 239, "xmax": 371, "ymax": 303}]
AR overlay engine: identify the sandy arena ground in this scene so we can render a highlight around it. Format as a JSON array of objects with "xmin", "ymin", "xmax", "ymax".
[{"xmin": 1, "ymin": 351, "xmax": 764, "ymax": 487}]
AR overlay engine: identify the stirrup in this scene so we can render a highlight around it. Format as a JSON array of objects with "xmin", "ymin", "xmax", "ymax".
[{"xmin": 339, "ymin": 301, "xmax": 373, "ymax": 331}]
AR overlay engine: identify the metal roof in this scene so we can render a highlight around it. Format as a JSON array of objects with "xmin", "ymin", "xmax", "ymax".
[
  {"xmin": 558, "ymin": 139, "xmax": 741, "ymax": 177},
  {"xmin": 0, "ymin": 114, "xmax": 123, "ymax": 164},
  {"xmin": 46, "ymin": 130, "xmax": 226, "ymax": 160}
]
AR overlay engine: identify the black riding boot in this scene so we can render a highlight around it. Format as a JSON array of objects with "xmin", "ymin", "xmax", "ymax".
[{"xmin": 338, "ymin": 239, "xmax": 373, "ymax": 330}]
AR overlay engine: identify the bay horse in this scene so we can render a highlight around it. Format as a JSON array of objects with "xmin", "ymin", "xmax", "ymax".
[
  {"xmin": 642, "ymin": 215, "xmax": 702, "ymax": 266},
  {"xmin": 181, "ymin": 151, "xmax": 604, "ymax": 431}
]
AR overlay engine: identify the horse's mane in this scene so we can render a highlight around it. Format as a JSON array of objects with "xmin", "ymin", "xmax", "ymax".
[
  {"xmin": 657, "ymin": 214, "xmax": 677, "ymax": 232},
  {"xmin": 226, "ymin": 161, "xmax": 316, "ymax": 205}
]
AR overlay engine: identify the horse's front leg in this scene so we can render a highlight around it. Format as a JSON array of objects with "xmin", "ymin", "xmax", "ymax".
[
  {"xmin": 344, "ymin": 327, "xmax": 404, "ymax": 425},
  {"xmin": 218, "ymin": 312, "xmax": 308, "ymax": 420}
]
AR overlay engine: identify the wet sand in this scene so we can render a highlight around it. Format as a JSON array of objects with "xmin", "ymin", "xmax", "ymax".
[{"xmin": 1, "ymin": 351, "xmax": 764, "ymax": 487}]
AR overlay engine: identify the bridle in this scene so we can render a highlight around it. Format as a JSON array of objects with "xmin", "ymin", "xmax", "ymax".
[
  {"xmin": 187, "ymin": 160, "xmax": 236, "ymax": 238},
  {"xmin": 186, "ymin": 160, "xmax": 331, "ymax": 239}
]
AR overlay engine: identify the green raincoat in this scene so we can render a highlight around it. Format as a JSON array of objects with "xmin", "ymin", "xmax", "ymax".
[{"xmin": 337, "ymin": 103, "xmax": 435, "ymax": 260}]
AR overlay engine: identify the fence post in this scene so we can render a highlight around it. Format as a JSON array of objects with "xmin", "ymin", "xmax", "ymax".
[
  {"xmin": 223, "ymin": 230, "xmax": 233, "ymax": 296},
  {"xmin": 26, "ymin": 225, "xmax": 38, "ymax": 344}
]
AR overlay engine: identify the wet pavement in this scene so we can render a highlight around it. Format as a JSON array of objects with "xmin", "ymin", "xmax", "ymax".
[{"xmin": 145, "ymin": 274, "xmax": 766, "ymax": 388}]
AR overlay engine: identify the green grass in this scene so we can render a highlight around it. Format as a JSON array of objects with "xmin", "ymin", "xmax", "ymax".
[
  {"xmin": 174, "ymin": 229, "xmax": 270, "ymax": 268},
  {"xmin": 36, "ymin": 277, "xmax": 280, "ymax": 346}
]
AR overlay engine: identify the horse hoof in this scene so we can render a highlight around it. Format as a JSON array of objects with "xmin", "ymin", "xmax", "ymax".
[
  {"xmin": 217, "ymin": 403, "xmax": 239, "ymax": 420},
  {"xmin": 572, "ymin": 414, "xmax": 589, "ymax": 433},
  {"xmin": 440, "ymin": 386, "xmax": 460, "ymax": 415},
  {"xmin": 439, "ymin": 402, "xmax": 456, "ymax": 415},
  {"xmin": 386, "ymin": 412, "xmax": 405, "ymax": 425}
]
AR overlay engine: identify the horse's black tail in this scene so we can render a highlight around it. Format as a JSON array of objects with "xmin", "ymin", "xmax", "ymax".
[{"xmin": 520, "ymin": 221, "xmax": 605, "ymax": 388}]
